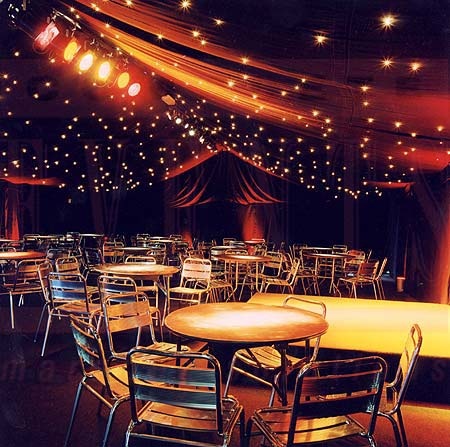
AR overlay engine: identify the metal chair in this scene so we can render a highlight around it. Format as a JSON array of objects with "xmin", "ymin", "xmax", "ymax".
[
  {"xmin": 36, "ymin": 271, "xmax": 101, "ymax": 356},
  {"xmin": 166, "ymin": 257, "xmax": 212, "ymax": 316},
  {"xmin": 246, "ymin": 355, "xmax": 387, "ymax": 447},
  {"xmin": 123, "ymin": 255, "xmax": 159, "ymax": 306},
  {"xmin": 102, "ymin": 294, "xmax": 186, "ymax": 363},
  {"xmin": 337, "ymin": 259, "xmax": 380, "ymax": 298},
  {"xmin": 224, "ymin": 296, "xmax": 326, "ymax": 406},
  {"xmin": 1, "ymin": 258, "xmax": 46, "ymax": 329},
  {"xmin": 261, "ymin": 257, "xmax": 301, "ymax": 293},
  {"xmin": 125, "ymin": 347, "xmax": 245, "ymax": 447},
  {"xmin": 64, "ymin": 315, "xmax": 129, "ymax": 447},
  {"xmin": 378, "ymin": 324, "xmax": 423, "ymax": 447}
]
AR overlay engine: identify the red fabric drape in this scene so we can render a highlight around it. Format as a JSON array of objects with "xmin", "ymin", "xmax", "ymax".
[
  {"xmin": 5, "ymin": 187, "xmax": 20, "ymax": 240},
  {"xmin": 170, "ymin": 151, "xmax": 283, "ymax": 208}
]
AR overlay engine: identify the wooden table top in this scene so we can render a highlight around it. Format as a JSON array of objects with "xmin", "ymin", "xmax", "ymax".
[
  {"xmin": 164, "ymin": 302, "xmax": 328, "ymax": 345},
  {"xmin": 122, "ymin": 247, "xmax": 153, "ymax": 253},
  {"xmin": 95, "ymin": 263, "xmax": 179, "ymax": 277},
  {"xmin": 215, "ymin": 254, "xmax": 272, "ymax": 263},
  {"xmin": 0, "ymin": 251, "xmax": 45, "ymax": 260}
]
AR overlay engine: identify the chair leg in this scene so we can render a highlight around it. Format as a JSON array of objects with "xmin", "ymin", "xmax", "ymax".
[
  {"xmin": 40, "ymin": 311, "xmax": 53, "ymax": 357},
  {"xmin": 64, "ymin": 380, "xmax": 85, "ymax": 447},
  {"xmin": 380, "ymin": 412, "xmax": 404, "ymax": 447},
  {"xmin": 101, "ymin": 399, "xmax": 126, "ymax": 447},
  {"xmin": 9, "ymin": 292, "xmax": 15, "ymax": 329},
  {"xmin": 34, "ymin": 304, "xmax": 48, "ymax": 342},
  {"xmin": 223, "ymin": 355, "xmax": 238, "ymax": 397}
]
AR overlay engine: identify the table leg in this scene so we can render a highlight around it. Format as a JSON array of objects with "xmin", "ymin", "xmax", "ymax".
[{"xmin": 276, "ymin": 344, "xmax": 288, "ymax": 406}]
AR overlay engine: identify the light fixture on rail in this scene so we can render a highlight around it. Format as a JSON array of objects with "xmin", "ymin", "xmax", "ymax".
[
  {"xmin": 78, "ymin": 50, "xmax": 94, "ymax": 72},
  {"xmin": 63, "ymin": 38, "xmax": 81, "ymax": 62},
  {"xmin": 33, "ymin": 21, "xmax": 60, "ymax": 53}
]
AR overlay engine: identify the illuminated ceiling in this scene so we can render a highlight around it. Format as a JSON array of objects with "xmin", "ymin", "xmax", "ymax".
[{"xmin": 0, "ymin": 0, "xmax": 449, "ymax": 198}]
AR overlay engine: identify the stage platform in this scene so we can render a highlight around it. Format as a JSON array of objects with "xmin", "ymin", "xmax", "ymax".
[
  {"xmin": 249, "ymin": 293, "xmax": 450, "ymax": 358},
  {"xmin": 249, "ymin": 293, "xmax": 450, "ymax": 404}
]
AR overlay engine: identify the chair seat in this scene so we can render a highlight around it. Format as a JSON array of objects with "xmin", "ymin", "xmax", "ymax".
[
  {"xmin": 169, "ymin": 286, "xmax": 207, "ymax": 295},
  {"xmin": 236, "ymin": 346, "xmax": 306, "ymax": 371},
  {"xmin": 91, "ymin": 364, "xmax": 130, "ymax": 397},
  {"xmin": 55, "ymin": 300, "xmax": 102, "ymax": 315},
  {"xmin": 114, "ymin": 341, "xmax": 189, "ymax": 362},
  {"xmin": 6, "ymin": 282, "xmax": 42, "ymax": 294},
  {"xmin": 252, "ymin": 408, "xmax": 370, "ymax": 445},
  {"xmin": 137, "ymin": 396, "xmax": 242, "ymax": 432}
]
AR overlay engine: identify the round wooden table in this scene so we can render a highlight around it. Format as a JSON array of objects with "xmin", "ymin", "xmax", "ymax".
[
  {"xmin": 95, "ymin": 263, "xmax": 179, "ymax": 315},
  {"xmin": 215, "ymin": 253, "xmax": 272, "ymax": 294},
  {"xmin": 0, "ymin": 251, "xmax": 46, "ymax": 261},
  {"xmin": 122, "ymin": 247, "xmax": 154, "ymax": 255},
  {"xmin": 95, "ymin": 263, "xmax": 178, "ymax": 279},
  {"xmin": 165, "ymin": 302, "xmax": 328, "ymax": 405},
  {"xmin": 303, "ymin": 252, "xmax": 355, "ymax": 295}
]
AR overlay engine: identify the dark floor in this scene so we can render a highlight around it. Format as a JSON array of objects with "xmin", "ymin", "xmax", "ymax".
[{"xmin": 1, "ymin": 276, "xmax": 449, "ymax": 446}]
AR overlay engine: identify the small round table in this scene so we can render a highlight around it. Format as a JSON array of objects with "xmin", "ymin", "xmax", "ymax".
[
  {"xmin": 0, "ymin": 251, "xmax": 46, "ymax": 261},
  {"xmin": 165, "ymin": 302, "xmax": 329, "ymax": 405},
  {"xmin": 215, "ymin": 253, "xmax": 272, "ymax": 295},
  {"xmin": 95, "ymin": 263, "xmax": 179, "ymax": 315}
]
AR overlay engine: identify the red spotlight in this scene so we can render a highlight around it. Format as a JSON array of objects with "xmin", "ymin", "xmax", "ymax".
[
  {"xmin": 34, "ymin": 21, "xmax": 60, "ymax": 52},
  {"xmin": 78, "ymin": 51, "xmax": 94, "ymax": 72},
  {"xmin": 63, "ymin": 39, "xmax": 81, "ymax": 62},
  {"xmin": 128, "ymin": 82, "xmax": 141, "ymax": 97}
]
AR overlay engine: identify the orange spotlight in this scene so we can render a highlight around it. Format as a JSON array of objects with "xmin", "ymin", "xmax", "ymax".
[
  {"xmin": 63, "ymin": 39, "xmax": 81, "ymax": 62},
  {"xmin": 128, "ymin": 82, "xmax": 141, "ymax": 97},
  {"xmin": 78, "ymin": 51, "xmax": 94, "ymax": 72},
  {"xmin": 97, "ymin": 60, "xmax": 112, "ymax": 81},
  {"xmin": 116, "ymin": 71, "xmax": 130, "ymax": 89}
]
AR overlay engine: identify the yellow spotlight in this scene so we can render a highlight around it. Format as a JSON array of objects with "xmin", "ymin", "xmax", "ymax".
[
  {"xmin": 117, "ymin": 72, "xmax": 130, "ymax": 89},
  {"xmin": 63, "ymin": 39, "xmax": 81, "ymax": 62}
]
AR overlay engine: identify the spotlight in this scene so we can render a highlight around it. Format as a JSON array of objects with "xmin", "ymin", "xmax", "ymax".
[
  {"xmin": 116, "ymin": 71, "xmax": 130, "ymax": 89},
  {"xmin": 63, "ymin": 38, "xmax": 80, "ymax": 62},
  {"xmin": 128, "ymin": 82, "xmax": 141, "ymax": 97},
  {"xmin": 78, "ymin": 51, "xmax": 94, "ymax": 71},
  {"xmin": 97, "ymin": 60, "xmax": 112, "ymax": 81},
  {"xmin": 34, "ymin": 21, "xmax": 60, "ymax": 52}
]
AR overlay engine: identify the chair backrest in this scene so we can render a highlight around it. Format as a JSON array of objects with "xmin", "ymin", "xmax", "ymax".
[
  {"xmin": 223, "ymin": 237, "xmax": 237, "ymax": 246},
  {"xmin": 284, "ymin": 258, "xmax": 302, "ymax": 285},
  {"xmin": 98, "ymin": 275, "xmax": 140, "ymax": 301},
  {"xmin": 14, "ymin": 259, "xmax": 45, "ymax": 284},
  {"xmin": 127, "ymin": 347, "xmax": 224, "ymax": 432},
  {"xmin": 37, "ymin": 261, "xmax": 53, "ymax": 302},
  {"xmin": 357, "ymin": 260, "xmax": 379, "ymax": 279},
  {"xmin": 283, "ymin": 296, "xmax": 326, "ymax": 361},
  {"xmin": 169, "ymin": 234, "xmax": 183, "ymax": 241},
  {"xmin": 83, "ymin": 247, "xmax": 104, "ymax": 266},
  {"xmin": 102, "ymin": 296, "xmax": 157, "ymax": 358},
  {"xmin": 145, "ymin": 248, "xmax": 165, "ymax": 264},
  {"xmin": 375, "ymin": 257, "xmax": 388, "ymax": 280},
  {"xmin": 124, "ymin": 255, "xmax": 156, "ymax": 264},
  {"xmin": 262, "ymin": 251, "xmax": 283, "ymax": 275},
  {"xmin": 289, "ymin": 356, "xmax": 387, "ymax": 446},
  {"xmin": 180, "ymin": 257, "xmax": 212, "ymax": 286},
  {"xmin": 347, "ymin": 249, "xmax": 366, "ymax": 261},
  {"xmin": 55, "ymin": 255, "xmax": 81, "ymax": 274},
  {"xmin": 69, "ymin": 315, "xmax": 117, "ymax": 398},
  {"xmin": 332, "ymin": 244, "xmax": 348, "ymax": 254},
  {"xmin": 390, "ymin": 324, "xmax": 422, "ymax": 410},
  {"xmin": 48, "ymin": 272, "xmax": 90, "ymax": 308}
]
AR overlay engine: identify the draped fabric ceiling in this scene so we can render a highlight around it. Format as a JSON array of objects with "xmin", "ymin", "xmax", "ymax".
[{"xmin": 0, "ymin": 0, "xmax": 448, "ymax": 201}]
